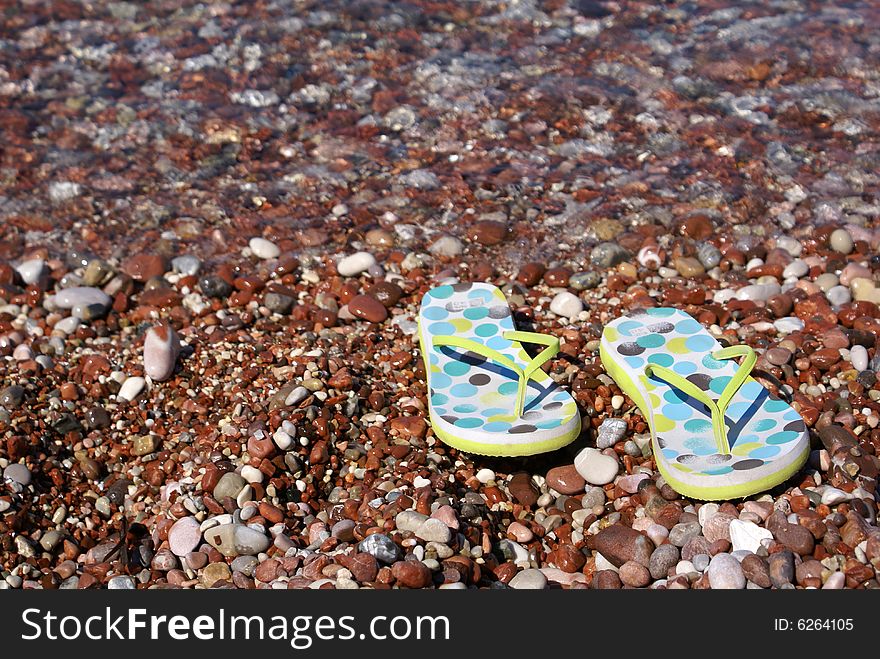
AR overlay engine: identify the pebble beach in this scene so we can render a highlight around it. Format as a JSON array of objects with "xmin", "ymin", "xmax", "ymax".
[{"xmin": 1, "ymin": 0, "xmax": 879, "ymax": 590}]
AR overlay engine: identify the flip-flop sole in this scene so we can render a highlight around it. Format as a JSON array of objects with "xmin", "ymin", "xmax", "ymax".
[
  {"xmin": 600, "ymin": 307, "xmax": 809, "ymax": 500},
  {"xmin": 418, "ymin": 282, "xmax": 581, "ymax": 456}
]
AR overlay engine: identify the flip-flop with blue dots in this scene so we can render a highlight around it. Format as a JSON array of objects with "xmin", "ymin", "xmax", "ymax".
[
  {"xmin": 600, "ymin": 307, "xmax": 809, "ymax": 500},
  {"xmin": 418, "ymin": 282, "xmax": 581, "ymax": 456}
]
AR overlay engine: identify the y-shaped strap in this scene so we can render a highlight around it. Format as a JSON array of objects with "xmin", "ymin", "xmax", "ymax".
[
  {"xmin": 432, "ymin": 330, "xmax": 559, "ymax": 418},
  {"xmin": 644, "ymin": 345, "xmax": 757, "ymax": 455}
]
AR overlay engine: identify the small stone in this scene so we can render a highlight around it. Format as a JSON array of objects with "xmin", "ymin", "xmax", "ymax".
[
  {"xmin": 200, "ymin": 275, "xmax": 233, "ymax": 298},
  {"xmin": 829, "ymin": 228, "xmax": 854, "ymax": 254},
  {"xmin": 467, "ymin": 220, "xmax": 508, "ymax": 245},
  {"xmin": 144, "ymin": 324, "xmax": 180, "ymax": 382},
  {"xmin": 774, "ymin": 317, "xmax": 805, "ymax": 334},
  {"xmin": 123, "ymin": 253, "xmax": 168, "ymax": 281},
  {"xmin": 773, "ymin": 521, "xmax": 815, "ymax": 556},
  {"xmin": 850, "ymin": 345, "xmax": 869, "ymax": 372},
  {"xmin": 729, "ymin": 519, "xmax": 773, "ymax": 554},
  {"xmin": 416, "ymin": 518, "xmax": 451, "ymax": 544},
  {"xmin": 707, "ymin": 553, "xmax": 746, "ymax": 589},
  {"xmin": 201, "ymin": 562, "xmax": 232, "ymax": 588},
  {"xmin": 549, "ymin": 291, "xmax": 583, "ymax": 318},
  {"xmin": 546, "ymin": 464, "xmax": 586, "ymax": 495},
  {"xmin": 618, "ymin": 560, "xmax": 650, "ymax": 587},
  {"xmin": 168, "ymin": 517, "xmax": 202, "ymax": 557},
  {"xmin": 107, "ymin": 576, "xmax": 136, "ymax": 590},
  {"xmin": 284, "ymin": 386, "xmax": 309, "ymax": 407},
  {"xmin": 171, "ymin": 255, "xmax": 201, "ymax": 276},
  {"xmin": 391, "ymin": 560, "xmax": 432, "ymax": 588},
  {"xmin": 669, "ymin": 521, "xmax": 702, "ymax": 547},
  {"xmin": 509, "ymin": 568, "xmax": 547, "ymax": 590},
  {"xmin": 359, "ymin": 533, "xmax": 401, "ymax": 563},
  {"xmin": 596, "ymin": 417, "xmax": 627, "ymax": 448},
  {"xmin": 4, "ymin": 463, "xmax": 31, "ymax": 486},
  {"xmin": 476, "ymin": 468, "xmax": 495, "ymax": 484},
  {"xmin": 508, "ymin": 472, "xmax": 539, "ymax": 507},
  {"xmin": 53, "ymin": 287, "xmax": 111, "ymax": 311},
  {"xmin": 741, "ymin": 554, "xmax": 771, "ymax": 588},
  {"xmin": 589, "ymin": 524, "xmax": 654, "ymax": 568},
  {"xmin": 702, "ymin": 513, "xmax": 735, "ymax": 543},
  {"xmin": 249, "ymin": 237, "xmax": 280, "ymax": 259},
  {"xmin": 591, "ymin": 242, "xmax": 631, "ymax": 268},
  {"xmin": 696, "ymin": 243, "xmax": 722, "ymax": 269},
  {"xmin": 16, "ymin": 259, "xmax": 48, "ymax": 285},
  {"xmin": 574, "ymin": 447, "xmax": 619, "ymax": 485},
  {"xmin": 264, "ymin": 291, "xmax": 295, "ymax": 314},
  {"xmin": 131, "ymin": 435, "xmax": 158, "ymax": 456},
  {"xmin": 649, "ymin": 544, "xmax": 680, "ymax": 580},
  {"xmin": 347, "ymin": 294, "xmax": 388, "ymax": 323},
  {"xmin": 673, "ymin": 256, "xmax": 705, "ymax": 278},
  {"xmin": 768, "ymin": 550, "xmax": 795, "ymax": 587},
  {"xmin": 0, "ymin": 385, "xmax": 25, "ymax": 409},
  {"xmin": 117, "ymin": 377, "xmax": 146, "ymax": 402},
  {"xmin": 337, "ymin": 252, "xmax": 376, "ymax": 277},
  {"xmin": 429, "ymin": 235, "xmax": 464, "ymax": 257},
  {"xmin": 507, "ymin": 521, "xmax": 533, "ymax": 543},
  {"xmin": 204, "ymin": 523, "xmax": 270, "ymax": 557},
  {"xmin": 213, "ymin": 472, "xmax": 247, "ymax": 500},
  {"xmin": 782, "ymin": 260, "xmax": 809, "ymax": 279}
]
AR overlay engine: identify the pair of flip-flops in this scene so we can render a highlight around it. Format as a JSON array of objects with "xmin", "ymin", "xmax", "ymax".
[{"xmin": 418, "ymin": 282, "xmax": 809, "ymax": 500}]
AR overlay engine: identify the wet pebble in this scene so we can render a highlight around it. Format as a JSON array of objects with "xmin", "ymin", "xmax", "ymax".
[
  {"xmin": 574, "ymin": 447, "xmax": 618, "ymax": 485},
  {"xmin": 549, "ymin": 292, "xmax": 583, "ymax": 318},
  {"xmin": 337, "ymin": 252, "xmax": 376, "ymax": 277},
  {"xmin": 249, "ymin": 237, "xmax": 280, "ymax": 259},
  {"xmin": 144, "ymin": 324, "xmax": 180, "ymax": 382},
  {"xmin": 348, "ymin": 295, "xmax": 388, "ymax": 323}
]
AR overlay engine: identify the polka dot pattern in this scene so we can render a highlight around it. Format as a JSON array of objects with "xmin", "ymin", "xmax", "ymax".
[
  {"xmin": 420, "ymin": 282, "xmax": 580, "ymax": 446},
  {"xmin": 601, "ymin": 307, "xmax": 808, "ymax": 481}
]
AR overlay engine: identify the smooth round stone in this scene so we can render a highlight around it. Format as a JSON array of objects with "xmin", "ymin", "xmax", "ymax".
[
  {"xmin": 3, "ymin": 463, "xmax": 31, "ymax": 486},
  {"xmin": 508, "ymin": 521, "xmax": 534, "ymax": 543},
  {"xmin": 347, "ymin": 294, "xmax": 388, "ymax": 323},
  {"xmin": 204, "ymin": 524, "xmax": 270, "ymax": 557},
  {"xmin": 168, "ymin": 516, "xmax": 202, "ymax": 556},
  {"xmin": 735, "ymin": 282, "xmax": 781, "ymax": 302},
  {"xmin": 429, "ymin": 235, "xmax": 464, "ymax": 257},
  {"xmin": 590, "ymin": 242, "xmax": 630, "ymax": 268},
  {"xmin": 830, "ymin": 228, "xmax": 854, "ymax": 254},
  {"xmin": 171, "ymin": 255, "xmax": 201, "ymax": 276},
  {"xmin": 200, "ymin": 275, "xmax": 232, "ymax": 298},
  {"xmin": 569, "ymin": 271, "xmax": 601, "ymax": 290},
  {"xmin": 337, "ymin": 251, "xmax": 376, "ymax": 277},
  {"xmin": 549, "ymin": 291, "xmax": 583, "ymax": 318},
  {"xmin": 775, "ymin": 236, "xmax": 802, "ymax": 257},
  {"xmin": 416, "ymin": 518, "xmax": 451, "ymax": 543},
  {"xmin": 53, "ymin": 287, "xmax": 111, "ymax": 310},
  {"xmin": 331, "ymin": 520, "xmax": 356, "ymax": 542},
  {"xmin": 107, "ymin": 576, "xmax": 136, "ymax": 590},
  {"xmin": 851, "ymin": 344, "xmax": 869, "ymax": 371},
  {"xmin": 546, "ymin": 464, "xmax": 586, "ymax": 495},
  {"xmin": 617, "ymin": 473, "xmax": 649, "ymax": 494},
  {"xmin": 395, "ymin": 510, "xmax": 428, "ymax": 533},
  {"xmin": 16, "ymin": 259, "xmax": 47, "ymax": 285},
  {"xmin": 476, "ymin": 468, "xmax": 495, "ymax": 484},
  {"xmin": 649, "ymin": 544, "xmax": 680, "ymax": 580},
  {"xmin": 618, "ymin": 561, "xmax": 650, "ymax": 587},
  {"xmin": 820, "ymin": 487, "xmax": 849, "ymax": 506},
  {"xmin": 509, "ymin": 568, "xmax": 547, "ymax": 590},
  {"xmin": 144, "ymin": 324, "xmax": 180, "ymax": 382},
  {"xmin": 249, "ymin": 237, "xmax": 280, "ymax": 259},
  {"xmin": 839, "ymin": 262, "xmax": 871, "ymax": 286},
  {"xmin": 782, "ymin": 260, "xmax": 808, "ymax": 279},
  {"xmin": 696, "ymin": 243, "xmax": 721, "ymax": 269},
  {"xmin": 774, "ymin": 317, "xmax": 804, "ymax": 334},
  {"xmin": 815, "ymin": 273, "xmax": 839, "ymax": 292},
  {"xmin": 574, "ymin": 448, "xmax": 619, "ymax": 486},
  {"xmin": 54, "ymin": 316, "xmax": 81, "ymax": 335},
  {"xmin": 213, "ymin": 472, "xmax": 247, "ymax": 500},
  {"xmin": 117, "ymin": 376, "xmax": 146, "ymax": 402},
  {"xmin": 825, "ymin": 286, "xmax": 852, "ymax": 307},
  {"xmin": 765, "ymin": 347, "xmax": 792, "ymax": 365},
  {"xmin": 707, "ymin": 553, "xmax": 746, "ymax": 589},
  {"xmin": 0, "ymin": 384, "xmax": 25, "ymax": 409},
  {"xmin": 284, "ymin": 386, "xmax": 309, "ymax": 407},
  {"xmin": 240, "ymin": 465, "xmax": 263, "ymax": 484}
]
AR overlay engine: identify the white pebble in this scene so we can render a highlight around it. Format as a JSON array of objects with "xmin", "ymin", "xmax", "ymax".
[
  {"xmin": 735, "ymin": 282, "xmax": 781, "ymax": 302},
  {"xmin": 337, "ymin": 251, "xmax": 377, "ymax": 277},
  {"xmin": 241, "ymin": 465, "xmax": 264, "ymax": 484},
  {"xmin": 475, "ymin": 468, "xmax": 495, "ymax": 484},
  {"xmin": 143, "ymin": 324, "xmax": 180, "ymax": 382},
  {"xmin": 574, "ymin": 447, "xmax": 619, "ymax": 485},
  {"xmin": 728, "ymin": 519, "xmax": 772, "ymax": 554},
  {"xmin": 117, "ymin": 376, "xmax": 146, "ymax": 402},
  {"xmin": 285, "ymin": 386, "xmax": 309, "ymax": 407},
  {"xmin": 826, "ymin": 285, "xmax": 851, "ymax": 307},
  {"xmin": 273, "ymin": 428, "xmax": 294, "ymax": 450},
  {"xmin": 774, "ymin": 317, "xmax": 804, "ymax": 334},
  {"xmin": 549, "ymin": 291, "xmax": 583, "ymax": 318},
  {"xmin": 611, "ymin": 395, "xmax": 624, "ymax": 410},
  {"xmin": 429, "ymin": 235, "xmax": 464, "ymax": 257},
  {"xmin": 830, "ymin": 228, "xmax": 854, "ymax": 254},
  {"xmin": 851, "ymin": 344, "xmax": 868, "ymax": 371},
  {"xmin": 15, "ymin": 259, "xmax": 47, "ymax": 285},
  {"xmin": 249, "ymin": 237, "xmax": 280, "ymax": 260},
  {"xmin": 782, "ymin": 260, "xmax": 808, "ymax": 279}
]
